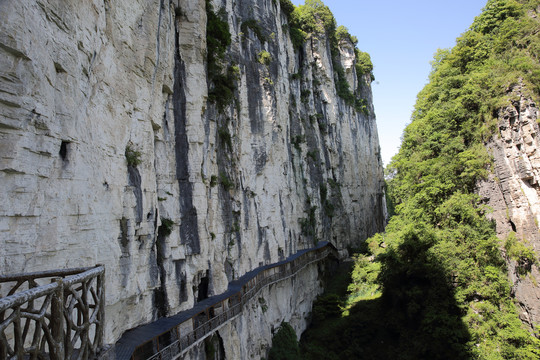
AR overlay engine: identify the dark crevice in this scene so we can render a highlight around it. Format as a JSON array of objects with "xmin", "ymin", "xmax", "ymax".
[
  {"xmin": 154, "ymin": 223, "xmax": 170, "ymax": 319},
  {"xmin": 127, "ymin": 166, "xmax": 143, "ymax": 224},
  {"xmin": 197, "ymin": 272, "xmax": 210, "ymax": 303},
  {"xmin": 509, "ymin": 218, "xmax": 517, "ymax": 232},
  {"xmin": 204, "ymin": 332, "xmax": 226, "ymax": 360},
  {"xmin": 54, "ymin": 62, "xmax": 66, "ymax": 73},
  {"xmin": 120, "ymin": 217, "xmax": 129, "ymax": 249},
  {"xmin": 152, "ymin": 0, "xmax": 166, "ymax": 84},
  {"xmin": 118, "ymin": 217, "xmax": 131, "ymax": 288},
  {"xmin": 174, "ymin": 259, "xmax": 188, "ymax": 303},
  {"xmin": 59, "ymin": 140, "xmax": 69, "ymax": 162},
  {"xmin": 173, "ymin": 18, "xmax": 200, "ymax": 254}
]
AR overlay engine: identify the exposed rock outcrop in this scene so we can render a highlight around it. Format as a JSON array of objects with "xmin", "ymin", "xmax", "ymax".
[
  {"xmin": 0, "ymin": 0, "xmax": 385, "ymax": 352},
  {"xmin": 477, "ymin": 86, "xmax": 540, "ymax": 331}
]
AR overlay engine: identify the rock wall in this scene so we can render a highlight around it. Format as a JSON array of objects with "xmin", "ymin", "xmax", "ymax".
[
  {"xmin": 0, "ymin": 0, "xmax": 385, "ymax": 350},
  {"xmin": 477, "ymin": 86, "xmax": 540, "ymax": 331}
]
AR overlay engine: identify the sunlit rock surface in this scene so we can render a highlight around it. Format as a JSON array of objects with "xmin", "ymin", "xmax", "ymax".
[{"xmin": 0, "ymin": 0, "xmax": 385, "ymax": 351}]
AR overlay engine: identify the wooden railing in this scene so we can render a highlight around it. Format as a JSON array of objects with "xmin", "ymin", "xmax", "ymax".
[
  {"xmin": 0, "ymin": 265, "xmax": 105, "ymax": 359},
  {"xmin": 132, "ymin": 243, "xmax": 337, "ymax": 360}
]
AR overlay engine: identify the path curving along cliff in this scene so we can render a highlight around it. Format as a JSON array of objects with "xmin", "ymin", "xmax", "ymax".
[{"xmin": 106, "ymin": 242, "xmax": 337, "ymax": 360}]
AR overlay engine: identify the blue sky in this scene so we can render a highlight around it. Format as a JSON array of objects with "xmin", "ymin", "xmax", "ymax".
[{"xmin": 291, "ymin": 0, "xmax": 487, "ymax": 165}]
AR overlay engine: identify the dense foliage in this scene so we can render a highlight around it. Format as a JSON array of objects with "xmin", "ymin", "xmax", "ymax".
[
  {"xmin": 301, "ymin": 0, "xmax": 540, "ymax": 359},
  {"xmin": 279, "ymin": 0, "xmax": 296, "ymax": 18},
  {"xmin": 268, "ymin": 322, "xmax": 301, "ymax": 360}
]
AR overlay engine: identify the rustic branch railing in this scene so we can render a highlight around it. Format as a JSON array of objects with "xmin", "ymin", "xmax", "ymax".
[
  {"xmin": 0, "ymin": 265, "xmax": 105, "ymax": 360},
  {"xmin": 132, "ymin": 244, "xmax": 336, "ymax": 360}
]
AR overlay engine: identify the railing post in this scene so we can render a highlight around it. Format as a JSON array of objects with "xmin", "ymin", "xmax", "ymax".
[
  {"xmin": 96, "ymin": 265, "xmax": 105, "ymax": 353},
  {"xmin": 13, "ymin": 307, "xmax": 23, "ymax": 360},
  {"xmin": 50, "ymin": 278, "xmax": 64, "ymax": 360}
]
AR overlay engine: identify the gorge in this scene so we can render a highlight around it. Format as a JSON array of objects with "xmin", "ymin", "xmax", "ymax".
[
  {"xmin": 0, "ymin": 0, "xmax": 385, "ymax": 358},
  {"xmin": 2, "ymin": 0, "xmax": 540, "ymax": 359}
]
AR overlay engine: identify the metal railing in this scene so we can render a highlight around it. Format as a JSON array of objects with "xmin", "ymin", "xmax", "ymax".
[
  {"xmin": 132, "ymin": 244, "xmax": 337, "ymax": 360},
  {"xmin": 0, "ymin": 265, "xmax": 105, "ymax": 359}
]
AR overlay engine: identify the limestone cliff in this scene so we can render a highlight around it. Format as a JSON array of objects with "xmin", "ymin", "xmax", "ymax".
[
  {"xmin": 0, "ymin": 0, "xmax": 385, "ymax": 352},
  {"xmin": 477, "ymin": 86, "xmax": 540, "ymax": 331}
]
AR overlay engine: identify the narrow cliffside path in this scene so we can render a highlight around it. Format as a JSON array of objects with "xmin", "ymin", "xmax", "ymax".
[{"xmin": 110, "ymin": 241, "xmax": 334, "ymax": 360}]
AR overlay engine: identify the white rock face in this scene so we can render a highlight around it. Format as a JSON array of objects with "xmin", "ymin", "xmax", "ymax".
[
  {"xmin": 477, "ymin": 88, "xmax": 540, "ymax": 331},
  {"xmin": 0, "ymin": 0, "xmax": 385, "ymax": 352},
  {"xmin": 0, "ymin": 0, "xmax": 178, "ymax": 340}
]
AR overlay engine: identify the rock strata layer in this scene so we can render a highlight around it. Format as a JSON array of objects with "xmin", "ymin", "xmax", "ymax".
[{"xmin": 477, "ymin": 86, "xmax": 540, "ymax": 331}]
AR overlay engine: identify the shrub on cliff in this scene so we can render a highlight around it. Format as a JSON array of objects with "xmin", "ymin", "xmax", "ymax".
[
  {"xmin": 336, "ymin": 25, "xmax": 358, "ymax": 45},
  {"xmin": 279, "ymin": 0, "xmax": 296, "ymax": 18},
  {"xmin": 286, "ymin": 1, "xmax": 374, "ymax": 108},
  {"xmin": 268, "ymin": 322, "xmax": 300, "ymax": 360},
  {"xmin": 291, "ymin": 0, "xmax": 336, "ymax": 35},
  {"xmin": 355, "ymin": 49, "xmax": 374, "ymax": 80},
  {"xmin": 206, "ymin": 0, "xmax": 236, "ymax": 111}
]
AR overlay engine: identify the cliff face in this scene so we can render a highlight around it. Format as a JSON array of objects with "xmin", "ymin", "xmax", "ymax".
[
  {"xmin": 477, "ymin": 88, "xmax": 540, "ymax": 330},
  {"xmin": 0, "ymin": 0, "xmax": 385, "ymax": 348}
]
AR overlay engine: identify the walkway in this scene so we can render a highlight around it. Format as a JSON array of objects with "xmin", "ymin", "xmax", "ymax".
[{"xmin": 109, "ymin": 241, "xmax": 337, "ymax": 360}]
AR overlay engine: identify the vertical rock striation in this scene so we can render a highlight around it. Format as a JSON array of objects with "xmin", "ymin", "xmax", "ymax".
[{"xmin": 0, "ymin": 0, "xmax": 385, "ymax": 351}]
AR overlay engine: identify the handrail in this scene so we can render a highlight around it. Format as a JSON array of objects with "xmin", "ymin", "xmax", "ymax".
[
  {"xmin": 131, "ymin": 242, "xmax": 337, "ymax": 360},
  {"xmin": 0, "ymin": 265, "xmax": 105, "ymax": 359},
  {"xmin": 0, "ymin": 267, "xmax": 96, "ymax": 283}
]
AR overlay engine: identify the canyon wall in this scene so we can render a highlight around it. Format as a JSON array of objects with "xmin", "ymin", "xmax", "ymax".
[
  {"xmin": 0, "ymin": 0, "xmax": 385, "ymax": 351},
  {"xmin": 477, "ymin": 87, "xmax": 540, "ymax": 331}
]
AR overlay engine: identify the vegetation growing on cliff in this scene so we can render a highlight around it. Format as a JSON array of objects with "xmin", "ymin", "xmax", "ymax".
[
  {"xmin": 206, "ymin": 0, "xmax": 236, "ymax": 111},
  {"xmin": 125, "ymin": 144, "xmax": 142, "ymax": 167},
  {"xmin": 268, "ymin": 322, "xmax": 301, "ymax": 360},
  {"xmin": 284, "ymin": 0, "xmax": 373, "ymax": 112},
  {"xmin": 301, "ymin": 0, "xmax": 540, "ymax": 358}
]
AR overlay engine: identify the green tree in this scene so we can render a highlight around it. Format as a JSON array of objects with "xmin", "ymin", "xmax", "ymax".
[
  {"xmin": 292, "ymin": 0, "xmax": 336, "ymax": 35},
  {"xmin": 268, "ymin": 322, "xmax": 301, "ymax": 360}
]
